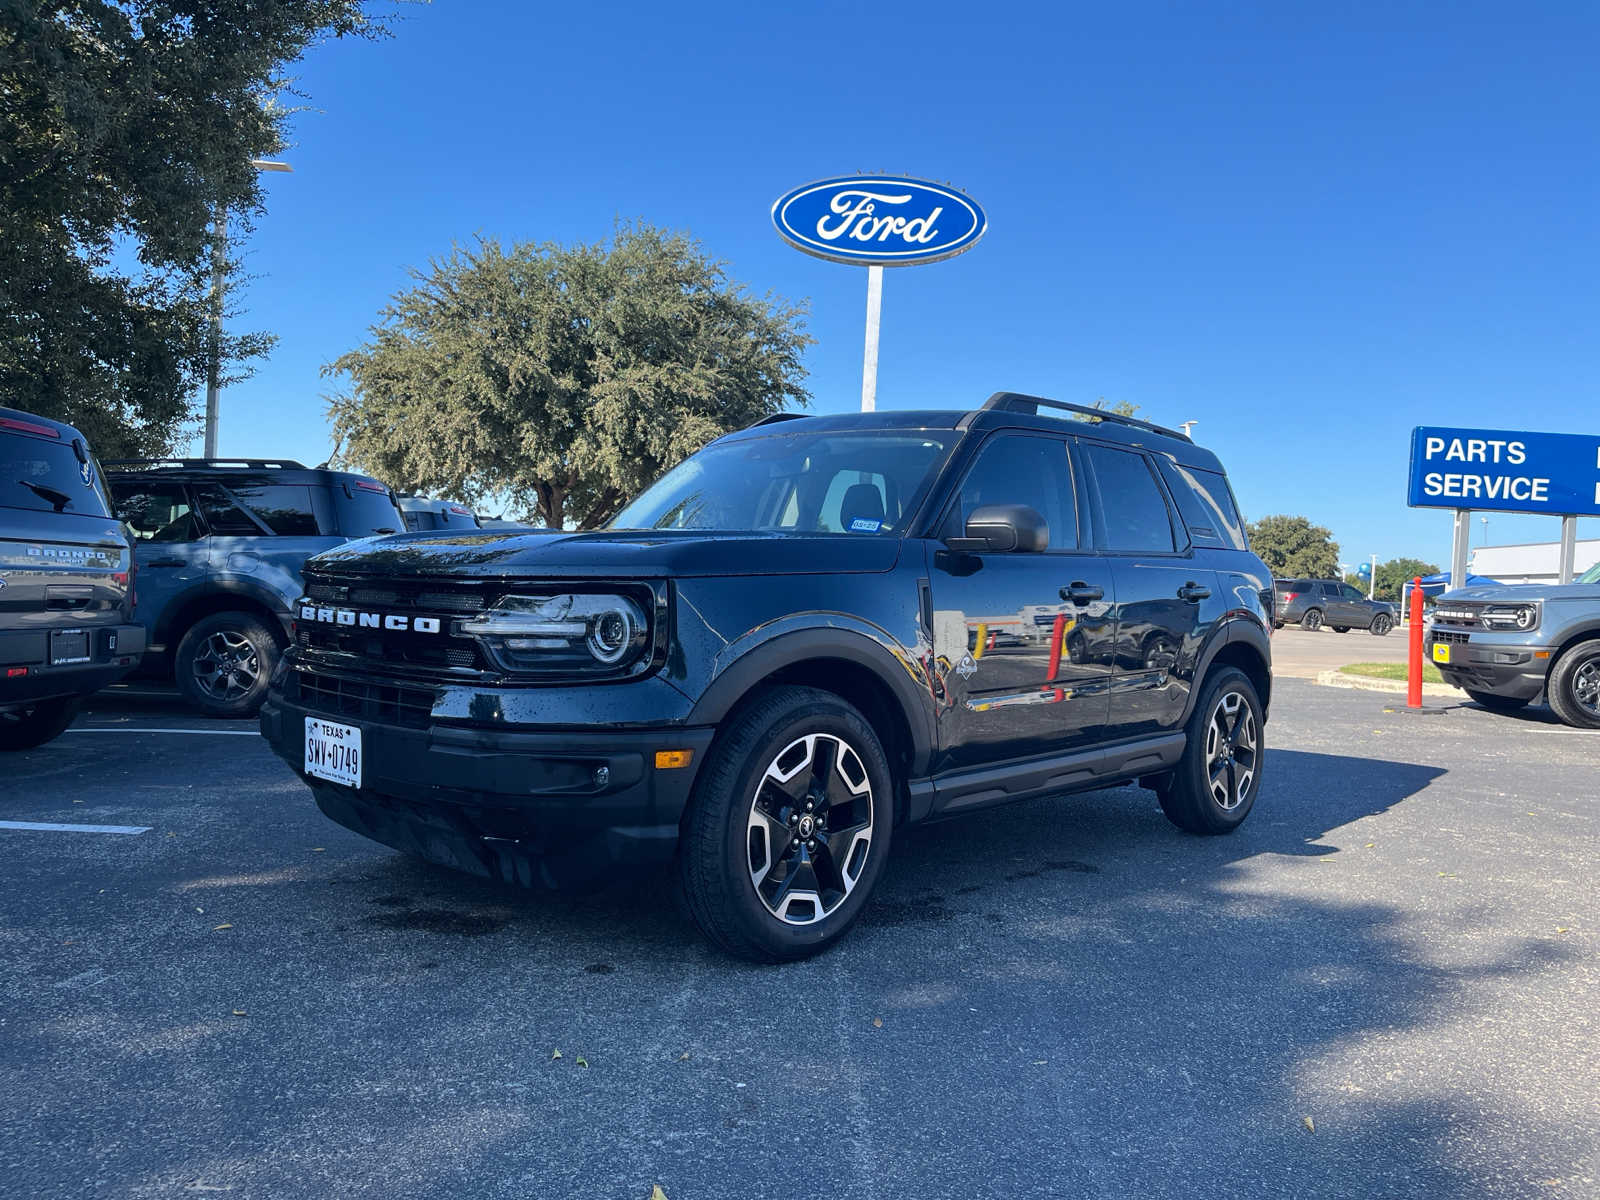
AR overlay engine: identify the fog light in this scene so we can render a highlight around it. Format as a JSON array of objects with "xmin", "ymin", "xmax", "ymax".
[{"xmin": 655, "ymin": 749, "xmax": 693, "ymax": 769}]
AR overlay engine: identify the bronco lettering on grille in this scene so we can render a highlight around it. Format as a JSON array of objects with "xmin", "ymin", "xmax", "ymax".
[{"xmin": 298, "ymin": 604, "xmax": 441, "ymax": 634}]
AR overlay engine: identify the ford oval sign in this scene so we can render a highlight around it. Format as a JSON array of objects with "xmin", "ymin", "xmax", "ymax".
[{"xmin": 772, "ymin": 175, "xmax": 986, "ymax": 267}]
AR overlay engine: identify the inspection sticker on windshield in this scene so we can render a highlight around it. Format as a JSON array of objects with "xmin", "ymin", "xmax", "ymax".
[
  {"xmin": 305, "ymin": 718, "xmax": 362, "ymax": 788},
  {"xmin": 849, "ymin": 518, "xmax": 881, "ymax": 532}
]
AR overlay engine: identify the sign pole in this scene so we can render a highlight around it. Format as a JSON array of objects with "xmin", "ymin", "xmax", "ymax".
[
  {"xmin": 1450, "ymin": 509, "xmax": 1471, "ymax": 590},
  {"xmin": 1558, "ymin": 515, "xmax": 1578, "ymax": 583},
  {"xmin": 861, "ymin": 265, "xmax": 883, "ymax": 412},
  {"xmin": 1369, "ymin": 553, "xmax": 1377, "ymax": 600}
]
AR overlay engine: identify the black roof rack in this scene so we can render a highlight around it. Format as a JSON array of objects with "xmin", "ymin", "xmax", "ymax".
[
  {"xmin": 979, "ymin": 392, "xmax": 1192, "ymax": 441},
  {"xmin": 750, "ymin": 412, "xmax": 809, "ymax": 428},
  {"xmin": 102, "ymin": 458, "xmax": 308, "ymax": 471}
]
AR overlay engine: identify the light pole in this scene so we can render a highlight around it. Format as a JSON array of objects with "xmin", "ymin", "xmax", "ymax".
[{"xmin": 203, "ymin": 158, "xmax": 292, "ymax": 459}]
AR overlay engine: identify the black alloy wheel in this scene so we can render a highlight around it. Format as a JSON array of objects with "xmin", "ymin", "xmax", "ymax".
[
  {"xmin": 174, "ymin": 612, "xmax": 280, "ymax": 717},
  {"xmin": 1548, "ymin": 641, "xmax": 1600, "ymax": 729},
  {"xmin": 1301, "ymin": 609, "xmax": 1323, "ymax": 632},
  {"xmin": 679, "ymin": 685, "xmax": 893, "ymax": 961},
  {"xmin": 1156, "ymin": 666, "xmax": 1264, "ymax": 835},
  {"xmin": 0, "ymin": 697, "xmax": 81, "ymax": 752},
  {"xmin": 1370, "ymin": 613, "xmax": 1394, "ymax": 636}
]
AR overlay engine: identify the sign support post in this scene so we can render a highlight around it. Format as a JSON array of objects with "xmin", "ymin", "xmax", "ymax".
[
  {"xmin": 861, "ymin": 265, "xmax": 883, "ymax": 413},
  {"xmin": 1559, "ymin": 515, "xmax": 1578, "ymax": 584},
  {"xmin": 1451, "ymin": 509, "xmax": 1472, "ymax": 590}
]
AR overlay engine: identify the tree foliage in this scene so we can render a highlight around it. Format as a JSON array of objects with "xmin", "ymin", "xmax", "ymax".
[
  {"xmin": 0, "ymin": 1, "xmax": 390, "ymax": 455},
  {"xmin": 325, "ymin": 225, "xmax": 813, "ymax": 529},
  {"xmin": 1246, "ymin": 514, "xmax": 1341, "ymax": 578},
  {"xmin": 1373, "ymin": 556, "xmax": 1440, "ymax": 602}
]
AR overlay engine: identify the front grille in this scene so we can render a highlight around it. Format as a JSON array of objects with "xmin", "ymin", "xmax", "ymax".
[
  {"xmin": 1431, "ymin": 605, "xmax": 1483, "ymax": 629},
  {"xmin": 290, "ymin": 668, "xmax": 437, "ymax": 729},
  {"xmin": 297, "ymin": 573, "xmax": 496, "ymax": 676}
]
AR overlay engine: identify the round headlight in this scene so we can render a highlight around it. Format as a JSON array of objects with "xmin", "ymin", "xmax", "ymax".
[
  {"xmin": 1515, "ymin": 606, "xmax": 1536, "ymax": 629},
  {"xmin": 586, "ymin": 606, "xmax": 637, "ymax": 663}
]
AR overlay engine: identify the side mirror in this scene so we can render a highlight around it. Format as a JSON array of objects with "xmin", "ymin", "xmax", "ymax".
[{"xmin": 946, "ymin": 504, "xmax": 1049, "ymax": 553}]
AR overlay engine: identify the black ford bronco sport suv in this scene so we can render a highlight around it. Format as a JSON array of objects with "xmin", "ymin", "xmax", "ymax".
[
  {"xmin": 260, "ymin": 394, "xmax": 1273, "ymax": 960},
  {"xmin": 1, "ymin": 408, "xmax": 143, "ymax": 751}
]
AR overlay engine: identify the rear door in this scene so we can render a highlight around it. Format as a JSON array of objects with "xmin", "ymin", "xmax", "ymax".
[{"xmin": 1080, "ymin": 440, "xmax": 1225, "ymax": 739}]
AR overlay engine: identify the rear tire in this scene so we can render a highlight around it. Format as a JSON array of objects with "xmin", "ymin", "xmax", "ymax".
[
  {"xmin": 678, "ymin": 686, "xmax": 893, "ymax": 962},
  {"xmin": 1157, "ymin": 667, "xmax": 1264, "ymax": 835},
  {"xmin": 174, "ymin": 612, "xmax": 280, "ymax": 717},
  {"xmin": 1546, "ymin": 640, "xmax": 1600, "ymax": 730},
  {"xmin": 1464, "ymin": 689, "xmax": 1531, "ymax": 713},
  {"xmin": 1301, "ymin": 609, "xmax": 1323, "ymax": 632},
  {"xmin": 0, "ymin": 697, "xmax": 81, "ymax": 751}
]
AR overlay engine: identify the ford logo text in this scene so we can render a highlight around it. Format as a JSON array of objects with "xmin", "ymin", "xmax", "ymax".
[
  {"xmin": 299, "ymin": 605, "xmax": 441, "ymax": 634},
  {"xmin": 772, "ymin": 175, "xmax": 986, "ymax": 266}
]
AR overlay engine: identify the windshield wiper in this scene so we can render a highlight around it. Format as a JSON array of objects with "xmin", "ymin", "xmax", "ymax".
[{"xmin": 17, "ymin": 479, "xmax": 71, "ymax": 511}]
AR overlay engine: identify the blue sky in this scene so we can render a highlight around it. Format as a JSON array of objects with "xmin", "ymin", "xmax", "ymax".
[{"xmin": 217, "ymin": 1, "xmax": 1598, "ymax": 564}]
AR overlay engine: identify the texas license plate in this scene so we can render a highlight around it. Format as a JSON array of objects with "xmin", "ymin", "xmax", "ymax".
[
  {"xmin": 49, "ymin": 629, "xmax": 91, "ymax": 666},
  {"xmin": 305, "ymin": 717, "xmax": 362, "ymax": 787},
  {"xmin": 1432, "ymin": 643, "xmax": 1451, "ymax": 664}
]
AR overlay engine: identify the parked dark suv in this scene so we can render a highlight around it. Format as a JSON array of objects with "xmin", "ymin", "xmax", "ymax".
[
  {"xmin": 260, "ymin": 394, "xmax": 1274, "ymax": 960},
  {"xmin": 1273, "ymin": 578, "xmax": 1395, "ymax": 635},
  {"xmin": 105, "ymin": 459, "xmax": 406, "ymax": 717},
  {"xmin": 1, "ymin": 408, "xmax": 144, "ymax": 750},
  {"xmin": 397, "ymin": 494, "xmax": 480, "ymax": 533}
]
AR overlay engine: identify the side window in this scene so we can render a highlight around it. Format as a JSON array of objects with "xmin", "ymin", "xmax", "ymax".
[
  {"xmin": 1083, "ymin": 444, "xmax": 1178, "ymax": 553},
  {"xmin": 193, "ymin": 484, "xmax": 268, "ymax": 536},
  {"xmin": 113, "ymin": 482, "xmax": 200, "ymax": 543},
  {"xmin": 948, "ymin": 433, "xmax": 1077, "ymax": 550},
  {"xmin": 819, "ymin": 471, "xmax": 889, "ymax": 533},
  {"xmin": 225, "ymin": 484, "xmax": 321, "ymax": 536},
  {"xmin": 1157, "ymin": 461, "xmax": 1248, "ymax": 551},
  {"xmin": 1343, "ymin": 584, "xmax": 1365, "ymax": 601}
]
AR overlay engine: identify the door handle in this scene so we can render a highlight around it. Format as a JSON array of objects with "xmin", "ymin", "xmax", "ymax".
[
  {"xmin": 1061, "ymin": 582, "xmax": 1104, "ymax": 606},
  {"xmin": 142, "ymin": 559, "xmax": 185, "ymax": 568},
  {"xmin": 1178, "ymin": 581, "xmax": 1211, "ymax": 602}
]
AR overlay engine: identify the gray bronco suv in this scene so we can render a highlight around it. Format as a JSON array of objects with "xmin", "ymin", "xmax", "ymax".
[{"xmin": 1428, "ymin": 562, "xmax": 1600, "ymax": 727}]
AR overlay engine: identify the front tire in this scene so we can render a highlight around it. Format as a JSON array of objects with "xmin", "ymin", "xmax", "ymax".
[
  {"xmin": 1157, "ymin": 667, "xmax": 1264, "ymax": 835},
  {"xmin": 1301, "ymin": 609, "xmax": 1323, "ymax": 632},
  {"xmin": 1547, "ymin": 641, "xmax": 1600, "ymax": 729},
  {"xmin": 174, "ymin": 612, "xmax": 280, "ymax": 717},
  {"xmin": 1465, "ymin": 689, "xmax": 1531, "ymax": 713},
  {"xmin": 0, "ymin": 697, "xmax": 81, "ymax": 751},
  {"xmin": 1370, "ymin": 614, "xmax": 1394, "ymax": 636},
  {"xmin": 678, "ymin": 686, "xmax": 893, "ymax": 962}
]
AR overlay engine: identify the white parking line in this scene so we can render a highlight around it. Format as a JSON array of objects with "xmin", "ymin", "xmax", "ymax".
[
  {"xmin": 0, "ymin": 820, "xmax": 151, "ymax": 835},
  {"xmin": 65, "ymin": 728, "xmax": 258, "ymax": 736}
]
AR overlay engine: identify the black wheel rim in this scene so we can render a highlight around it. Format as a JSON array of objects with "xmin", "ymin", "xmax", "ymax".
[
  {"xmin": 1373, "ymin": 616, "xmax": 1391, "ymax": 635},
  {"xmin": 1572, "ymin": 660, "xmax": 1600, "ymax": 717},
  {"xmin": 1306, "ymin": 612, "xmax": 1321, "ymax": 630},
  {"xmin": 191, "ymin": 630, "xmax": 260, "ymax": 701},
  {"xmin": 746, "ymin": 733, "xmax": 874, "ymax": 925},
  {"xmin": 1204, "ymin": 691, "xmax": 1258, "ymax": 812}
]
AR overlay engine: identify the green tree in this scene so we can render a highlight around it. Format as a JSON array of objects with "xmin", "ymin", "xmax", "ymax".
[
  {"xmin": 1373, "ymin": 557, "xmax": 1440, "ymax": 603},
  {"xmin": 325, "ymin": 225, "xmax": 813, "ymax": 529},
  {"xmin": 0, "ymin": 1, "xmax": 391, "ymax": 455},
  {"xmin": 1246, "ymin": 514, "xmax": 1341, "ymax": 578}
]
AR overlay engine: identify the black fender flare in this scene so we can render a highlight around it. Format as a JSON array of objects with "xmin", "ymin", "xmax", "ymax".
[
  {"xmin": 686, "ymin": 625, "xmax": 937, "ymax": 777},
  {"xmin": 153, "ymin": 578, "xmax": 294, "ymax": 649},
  {"xmin": 1177, "ymin": 616, "xmax": 1273, "ymax": 727}
]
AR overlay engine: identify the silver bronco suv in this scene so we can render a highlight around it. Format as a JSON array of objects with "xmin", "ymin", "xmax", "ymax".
[{"xmin": 1427, "ymin": 562, "xmax": 1600, "ymax": 727}]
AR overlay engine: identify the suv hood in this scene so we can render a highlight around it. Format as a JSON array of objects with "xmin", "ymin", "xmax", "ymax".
[
  {"xmin": 306, "ymin": 528, "xmax": 905, "ymax": 580},
  {"xmin": 1442, "ymin": 583, "xmax": 1600, "ymax": 602}
]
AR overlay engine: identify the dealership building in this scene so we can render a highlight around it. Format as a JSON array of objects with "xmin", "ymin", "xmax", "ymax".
[{"xmin": 1471, "ymin": 538, "xmax": 1600, "ymax": 585}]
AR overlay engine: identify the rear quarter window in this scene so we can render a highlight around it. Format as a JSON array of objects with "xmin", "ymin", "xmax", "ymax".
[{"xmin": 1158, "ymin": 460, "xmax": 1249, "ymax": 551}]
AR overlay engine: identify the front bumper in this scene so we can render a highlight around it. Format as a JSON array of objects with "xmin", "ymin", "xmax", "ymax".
[
  {"xmin": 1426, "ymin": 631, "xmax": 1550, "ymax": 700},
  {"xmin": 0, "ymin": 623, "xmax": 144, "ymax": 708},
  {"xmin": 259, "ymin": 683, "xmax": 715, "ymax": 887}
]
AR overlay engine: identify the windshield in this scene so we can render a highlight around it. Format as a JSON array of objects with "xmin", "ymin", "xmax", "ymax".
[
  {"xmin": 610, "ymin": 431, "xmax": 954, "ymax": 535},
  {"xmin": 1580, "ymin": 562, "xmax": 1600, "ymax": 584},
  {"xmin": 0, "ymin": 429, "xmax": 113, "ymax": 517}
]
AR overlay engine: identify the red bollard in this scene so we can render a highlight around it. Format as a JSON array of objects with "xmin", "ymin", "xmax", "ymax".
[{"xmin": 1407, "ymin": 575, "xmax": 1424, "ymax": 709}]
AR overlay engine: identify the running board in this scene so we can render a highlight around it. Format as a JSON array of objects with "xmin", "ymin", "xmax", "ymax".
[{"xmin": 929, "ymin": 733, "xmax": 1186, "ymax": 815}]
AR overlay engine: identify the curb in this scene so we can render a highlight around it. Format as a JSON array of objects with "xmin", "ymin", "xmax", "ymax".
[{"xmin": 1315, "ymin": 668, "xmax": 1462, "ymax": 698}]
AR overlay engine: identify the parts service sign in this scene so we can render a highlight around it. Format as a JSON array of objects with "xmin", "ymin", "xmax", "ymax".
[
  {"xmin": 1407, "ymin": 426, "xmax": 1600, "ymax": 516},
  {"xmin": 772, "ymin": 175, "xmax": 986, "ymax": 266}
]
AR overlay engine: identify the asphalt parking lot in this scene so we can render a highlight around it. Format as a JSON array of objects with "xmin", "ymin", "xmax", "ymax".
[{"xmin": 2, "ymin": 680, "xmax": 1595, "ymax": 1199}]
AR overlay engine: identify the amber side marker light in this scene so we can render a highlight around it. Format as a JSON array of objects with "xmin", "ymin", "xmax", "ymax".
[
  {"xmin": 1535, "ymin": 651, "xmax": 1551, "ymax": 659},
  {"xmin": 655, "ymin": 750, "xmax": 693, "ymax": 770}
]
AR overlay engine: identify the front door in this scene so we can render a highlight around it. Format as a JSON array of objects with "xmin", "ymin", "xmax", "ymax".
[
  {"xmin": 1079, "ymin": 440, "xmax": 1225, "ymax": 738},
  {"xmin": 927, "ymin": 431, "xmax": 1117, "ymax": 772}
]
